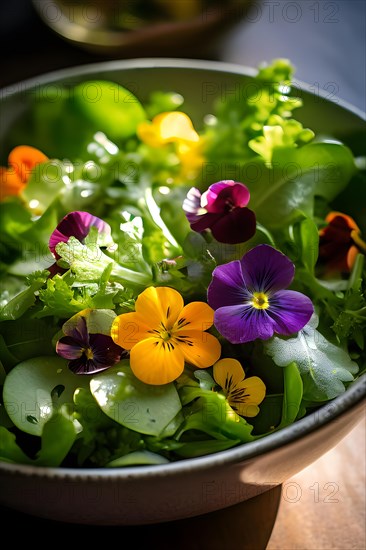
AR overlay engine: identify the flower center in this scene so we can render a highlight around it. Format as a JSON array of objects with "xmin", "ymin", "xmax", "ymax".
[
  {"xmin": 251, "ymin": 291, "xmax": 269, "ymax": 310},
  {"xmin": 161, "ymin": 329, "xmax": 172, "ymax": 342},
  {"xmin": 157, "ymin": 322, "xmax": 175, "ymax": 343},
  {"xmin": 84, "ymin": 348, "xmax": 94, "ymax": 360},
  {"xmin": 225, "ymin": 198, "xmax": 235, "ymax": 212}
]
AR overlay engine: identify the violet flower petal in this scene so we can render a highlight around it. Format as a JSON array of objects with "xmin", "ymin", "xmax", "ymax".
[
  {"xmin": 49, "ymin": 211, "xmax": 112, "ymax": 255},
  {"xmin": 182, "ymin": 187, "xmax": 203, "ymax": 225},
  {"xmin": 61, "ymin": 333, "xmax": 124, "ymax": 374},
  {"xmin": 77, "ymin": 315, "xmax": 90, "ymax": 339},
  {"xmin": 240, "ymin": 244, "xmax": 295, "ymax": 294},
  {"xmin": 229, "ymin": 183, "xmax": 251, "ymax": 208},
  {"xmin": 183, "ymin": 182, "xmax": 254, "ymax": 244},
  {"xmin": 89, "ymin": 333, "xmax": 125, "ymax": 367},
  {"xmin": 210, "ymin": 207, "xmax": 256, "ymax": 244},
  {"xmin": 68, "ymin": 357, "xmax": 93, "ymax": 375},
  {"xmin": 214, "ymin": 305, "xmax": 276, "ymax": 344},
  {"xmin": 190, "ymin": 212, "xmax": 222, "ymax": 233},
  {"xmin": 201, "ymin": 180, "xmax": 235, "ymax": 209},
  {"xmin": 203, "ymin": 181, "xmax": 250, "ymax": 213},
  {"xmin": 267, "ymin": 290, "xmax": 314, "ymax": 335},
  {"xmin": 208, "ymin": 260, "xmax": 249, "ymax": 310},
  {"xmin": 56, "ymin": 315, "xmax": 125, "ymax": 374},
  {"xmin": 64, "ymin": 315, "xmax": 90, "ymax": 342},
  {"xmin": 56, "ymin": 337, "xmax": 84, "ymax": 360}
]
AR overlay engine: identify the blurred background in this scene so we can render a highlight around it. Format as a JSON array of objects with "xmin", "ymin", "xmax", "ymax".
[{"xmin": 1, "ymin": 0, "xmax": 365, "ymax": 111}]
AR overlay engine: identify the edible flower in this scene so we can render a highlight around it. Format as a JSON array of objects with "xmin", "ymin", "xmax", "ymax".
[
  {"xmin": 56, "ymin": 310, "xmax": 126, "ymax": 374},
  {"xmin": 318, "ymin": 211, "xmax": 366, "ymax": 274},
  {"xmin": 0, "ymin": 145, "xmax": 48, "ymax": 200},
  {"xmin": 138, "ymin": 111, "xmax": 204, "ymax": 180},
  {"xmin": 137, "ymin": 111, "xmax": 200, "ymax": 147},
  {"xmin": 111, "ymin": 286, "xmax": 221, "ymax": 385},
  {"xmin": 49, "ymin": 211, "xmax": 113, "ymax": 256},
  {"xmin": 213, "ymin": 358, "xmax": 266, "ymax": 417},
  {"xmin": 183, "ymin": 180, "xmax": 256, "ymax": 244},
  {"xmin": 207, "ymin": 244, "xmax": 314, "ymax": 344}
]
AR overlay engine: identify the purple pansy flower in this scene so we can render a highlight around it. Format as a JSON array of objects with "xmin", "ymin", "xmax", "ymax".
[
  {"xmin": 49, "ymin": 211, "xmax": 112, "ymax": 257},
  {"xmin": 183, "ymin": 180, "xmax": 256, "ymax": 244},
  {"xmin": 56, "ymin": 315, "xmax": 126, "ymax": 374},
  {"xmin": 207, "ymin": 244, "xmax": 314, "ymax": 344}
]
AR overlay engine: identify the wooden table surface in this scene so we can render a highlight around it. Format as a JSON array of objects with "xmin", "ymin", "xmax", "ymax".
[{"xmin": 267, "ymin": 415, "xmax": 366, "ymax": 550}]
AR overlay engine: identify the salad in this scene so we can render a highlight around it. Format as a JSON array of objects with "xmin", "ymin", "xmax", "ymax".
[{"xmin": 0, "ymin": 59, "xmax": 365, "ymax": 468}]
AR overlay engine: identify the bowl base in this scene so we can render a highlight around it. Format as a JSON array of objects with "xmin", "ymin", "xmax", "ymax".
[{"xmin": 0, "ymin": 484, "xmax": 282, "ymax": 546}]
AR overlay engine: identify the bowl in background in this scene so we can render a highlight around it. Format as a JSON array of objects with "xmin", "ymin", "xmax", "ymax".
[
  {"xmin": 0, "ymin": 58, "xmax": 365, "ymax": 526},
  {"xmin": 31, "ymin": 0, "xmax": 257, "ymax": 58}
]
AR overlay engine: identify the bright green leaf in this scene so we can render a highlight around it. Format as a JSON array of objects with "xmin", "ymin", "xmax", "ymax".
[
  {"xmin": 264, "ymin": 315, "xmax": 359, "ymax": 401},
  {"xmin": 278, "ymin": 362, "xmax": 303, "ymax": 429},
  {"xmin": 90, "ymin": 362, "xmax": 182, "ymax": 436},
  {"xmin": 249, "ymin": 142, "xmax": 356, "ymax": 228},
  {"xmin": 298, "ymin": 216, "xmax": 319, "ymax": 273},
  {"xmin": 178, "ymin": 388, "xmax": 254, "ymax": 443},
  {"xmin": 0, "ymin": 427, "xmax": 32, "ymax": 464},
  {"xmin": 106, "ymin": 450, "xmax": 169, "ymax": 467},
  {"xmin": 73, "ymin": 81, "xmax": 146, "ymax": 140},
  {"xmin": 35, "ymin": 406, "xmax": 77, "ymax": 467}
]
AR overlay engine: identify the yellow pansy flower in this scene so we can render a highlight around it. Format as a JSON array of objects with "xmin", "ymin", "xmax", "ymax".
[
  {"xmin": 138, "ymin": 111, "xmax": 205, "ymax": 180},
  {"xmin": 213, "ymin": 358, "xmax": 266, "ymax": 417},
  {"xmin": 137, "ymin": 111, "xmax": 200, "ymax": 147},
  {"xmin": 111, "ymin": 286, "xmax": 221, "ymax": 385},
  {"xmin": 177, "ymin": 139, "xmax": 206, "ymax": 179}
]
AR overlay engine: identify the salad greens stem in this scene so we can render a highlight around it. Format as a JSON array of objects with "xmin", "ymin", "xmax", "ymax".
[
  {"xmin": 255, "ymin": 222, "xmax": 276, "ymax": 247},
  {"xmin": 111, "ymin": 263, "xmax": 152, "ymax": 288},
  {"xmin": 144, "ymin": 187, "xmax": 181, "ymax": 251}
]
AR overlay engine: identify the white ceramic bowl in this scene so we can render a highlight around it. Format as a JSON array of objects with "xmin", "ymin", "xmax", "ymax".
[{"xmin": 0, "ymin": 59, "xmax": 365, "ymax": 526}]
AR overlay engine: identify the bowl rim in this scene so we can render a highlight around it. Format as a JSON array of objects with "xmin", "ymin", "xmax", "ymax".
[
  {"xmin": 1, "ymin": 57, "xmax": 365, "ymax": 121},
  {"xmin": 0, "ymin": 57, "xmax": 365, "ymax": 479}
]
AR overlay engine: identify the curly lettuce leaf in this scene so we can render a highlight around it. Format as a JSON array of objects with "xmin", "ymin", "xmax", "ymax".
[
  {"xmin": 55, "ymin": 237, "xmax": 151, "ymax": 288},
  {"xmin": 0, "ymin": 271, "xmax": 49, "ymax": 321},
  {"xmin": 203, "ymin": 58, "xmax": 304, "ymax": 181}
]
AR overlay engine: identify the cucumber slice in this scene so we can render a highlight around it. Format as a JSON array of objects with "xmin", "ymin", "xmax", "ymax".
[{"xmin": 3, "ymin": 356, "xmax": 88, "ymax": 436}]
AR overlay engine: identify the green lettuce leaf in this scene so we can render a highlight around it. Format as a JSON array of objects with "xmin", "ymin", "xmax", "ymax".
[
  {"xmin": 264, "ymin": 315, "xmax": 359, "ymax": 401},
  {"xmin": 248, "ymin": 141, "xmax": 356, "ymax": 228},
  {"xmin": 90, "ymin": 362, "xmax": 182, "ymax": 437}
]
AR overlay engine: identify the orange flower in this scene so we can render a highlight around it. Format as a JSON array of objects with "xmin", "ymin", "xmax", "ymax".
[
  {"xmin": 111, "ymin": 286, "xmax": 221, "ymax": 385},
  {"xmin": 318, "ymin": 211, "xmax": 366, "ymax": 274},
  {"xmin": 0, "ymin": 145, "xmax": 48, "ymax": 201}
]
